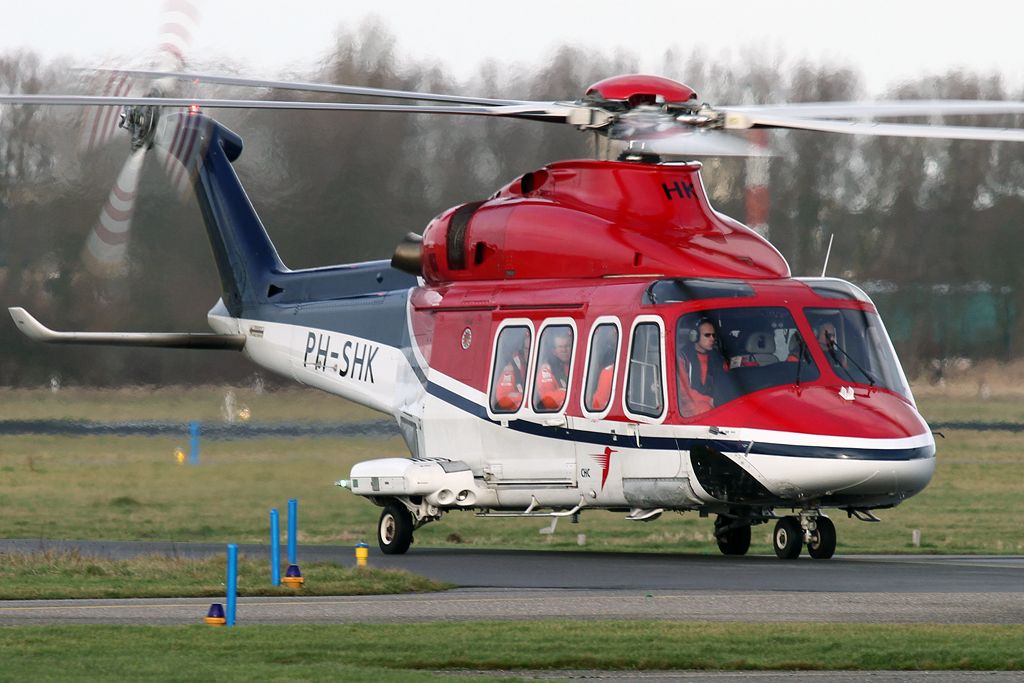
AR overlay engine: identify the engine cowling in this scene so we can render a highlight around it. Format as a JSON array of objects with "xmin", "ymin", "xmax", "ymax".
[{"xmin": 398, "ymin": 159, "xmax": 789, "ymax": 284}]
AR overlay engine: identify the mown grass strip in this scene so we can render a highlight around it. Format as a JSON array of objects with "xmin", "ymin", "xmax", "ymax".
[
  {"xmin": 0, "ymin": 552, "xmax": 449, "ymax": 600},
  {"xmin": 2, "ymin": 387, "xmax": 1024, "ymax": 555},
  {"xmin": 1, "ymin": 622, "xmax": 1022, "ymax": 681}
]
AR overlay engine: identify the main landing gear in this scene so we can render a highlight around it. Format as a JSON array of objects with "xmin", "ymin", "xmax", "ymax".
[
  {"xmin": 375, "ymin": 496, "xmax": 443, "ymax": 554},
  {"xmin": 714, "ymin": 514, "xmax": 752, "ymax": 556},
  {"xmin": 772, "ymin": 512, "xmax": 836, "ymax": 560},
  {"xmin": 378, "ymin": 501, "xmax": 414, "ymax": 554}
]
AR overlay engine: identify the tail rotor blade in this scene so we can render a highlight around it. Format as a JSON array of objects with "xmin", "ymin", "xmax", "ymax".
[
  {"xmin": 157, "ymin": 0, "xmax": 201, "ymax": 73},
  {"xmin": 82, "ymin": 149, "xmax": 147, "ymax": 277},
  {"xmin": 79, "ymin": 71, "xmax": 134, "ymax": 152},
  {"xmin": 154, "ymin": 112, "xmax": 208, "ymax": 200}
]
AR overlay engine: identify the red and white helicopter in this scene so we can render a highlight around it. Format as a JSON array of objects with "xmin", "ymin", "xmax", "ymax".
[{"xmin": 7, "ymin": 70, "xmax": 1024, "ymax": 560}]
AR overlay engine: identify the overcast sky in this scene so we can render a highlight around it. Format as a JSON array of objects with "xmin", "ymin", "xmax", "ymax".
[{"xmin": 2, "ymin": 1, "xmax": 1022, "ymax": 98}]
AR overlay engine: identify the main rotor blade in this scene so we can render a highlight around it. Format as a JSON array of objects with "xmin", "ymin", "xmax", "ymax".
[
  {"xmin": 616, "ymin": 129, "xmax": 774, "ymax": 157},
  {"xmin": 0, "ymin": 94, "xmax": 591, "ymax": 123},
  {"xmin": 92, "ymin": 68, "xmax": 534, "ymax": 107},
  {"xmin": 723, "ymin": 100, "xmax": 1024, "ymax": 120},
  {"xmin": 79, "ymin": 71, "xmax": 135, "ymax": 152},
  {"xmin": 726, "ymin": 113, "xmax": 1024, "ymax": 142}
]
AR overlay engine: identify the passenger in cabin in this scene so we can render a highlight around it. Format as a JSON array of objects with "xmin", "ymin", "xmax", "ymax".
[
  {"xmin": 588, "ymin": 345, "xmax": 616, "ymax": 412},
  {"xmin": 536, "ymin": 328, "xmax": 572, "ymax": 410},
  {"xmin": 494, "ymin": 333, "xmax": 531, "ymax": 411},
  {"xmin": 677, "ymin": 318, "xmax": 727, "ymax": 417},
  {"xmin": 786, "ymin": 332, "xmax": 806, "ymax": 362}
]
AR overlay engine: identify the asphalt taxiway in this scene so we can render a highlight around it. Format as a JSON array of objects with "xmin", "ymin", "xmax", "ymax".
[{"xmin": 1, "ymin": 540, "xmax": 1021, "ymax": 625}]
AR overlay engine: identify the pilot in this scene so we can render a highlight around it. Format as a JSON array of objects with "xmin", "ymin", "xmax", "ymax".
[
  {"xmin": 536, "ymin": 329, "xmax": 572, "ymax": 410},
  {"xmin": 817, "ymin": 322, "xmax": 837, "ymax": 350},
  {"xmin": 677, "ymin": 318, "xmax": 726, "ymax": 417},
  {"xmin": 816, "ymin": 321, "xmax": 845, "ymax": 368},
  {"xmin": 494, "ymin": 334, "xmax": 530, "ymax": 411}
]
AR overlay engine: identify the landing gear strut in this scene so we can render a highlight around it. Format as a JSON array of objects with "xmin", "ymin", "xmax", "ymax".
[
  {"xmin": 807, "ymin": 515, "xmax": 836, "ymax": 559},
  {"xmin": 773, "ymin": 512, "xmax": 837, "ymax": 560}
]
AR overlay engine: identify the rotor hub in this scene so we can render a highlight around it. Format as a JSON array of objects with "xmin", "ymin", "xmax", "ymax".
[
  {"xmin": 120, "ymin": 104, "xmax": 160, "ymax": 152},
  {"xmin": 584, "ymin": 74, "xmax": 700, "ymax": 112}
]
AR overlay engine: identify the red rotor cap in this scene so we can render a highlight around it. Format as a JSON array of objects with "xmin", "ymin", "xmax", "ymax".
[{"xmin": 585, "ymin": 74, "xmax": 698, "ymax": 108}]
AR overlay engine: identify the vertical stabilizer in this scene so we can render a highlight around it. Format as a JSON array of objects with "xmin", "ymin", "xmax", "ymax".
[{"xmin": 163, "ymin": 112, "xmax": 287, "ymax": 317}]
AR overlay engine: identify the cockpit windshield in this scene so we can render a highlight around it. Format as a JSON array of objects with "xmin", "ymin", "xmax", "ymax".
[
  {"xmin": 676, "ymin": 307, "xmax": 818, "ymax": 418},
  {"xmin": 804, "ymin": 307, "xmax": 911, "ymax": 399}
]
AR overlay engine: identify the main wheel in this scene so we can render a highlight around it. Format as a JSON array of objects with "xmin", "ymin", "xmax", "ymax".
[
  {"xmin": 716, "ymin": 520, "xmax": 752, "ymax": 556},
  {"xmin": 378, "ymin": 501, "xmax": 414, "ymax": 555},
  {"xmin": 807, "ymin": 515, "xmax": 836, "ymax": 559},
  {"xmin": 773, "ymin": 516, "xmax": 802, "ymax": 559}
]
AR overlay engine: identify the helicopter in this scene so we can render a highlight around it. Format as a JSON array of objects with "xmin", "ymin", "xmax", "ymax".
[{"xmin": 7, "ymin": 70, "xmax": 1024, "ymax": 560}]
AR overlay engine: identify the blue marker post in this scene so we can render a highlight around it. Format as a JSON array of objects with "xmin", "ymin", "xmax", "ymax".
[
  {"xmin": 226, "ymin": 543, "xmax": 237, "ymax": 627},
  {"xmin": 282, "ymin": 498, "xmax": 304, "ymax": 588},
  {"xmin": 188, "ymin": 421, "xmax": 200, "ymax": 465},
  {"xmin": 270, "ymin": 508, "xmax": 281, "ymax": 586},
  {"xmin": 287, "ymin": 498, "xmax": 297, "ymax": 565}
]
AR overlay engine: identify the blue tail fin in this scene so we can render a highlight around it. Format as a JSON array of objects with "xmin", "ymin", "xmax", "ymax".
[
  {"xmin": 165, "ymin": 113, "xmax": 286, "ymax": 316},
  {"xmin": 165, "ymin": 113, "xmax": 418, "ymax": 318}
]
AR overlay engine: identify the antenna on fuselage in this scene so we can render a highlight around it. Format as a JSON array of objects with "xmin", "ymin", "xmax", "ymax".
[{"xmin": 821, "ymin": 233, "xmax": 835, "ymax": 278}]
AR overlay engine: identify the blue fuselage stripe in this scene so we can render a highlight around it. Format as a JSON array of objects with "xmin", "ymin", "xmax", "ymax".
[{"xmin": 426, "ymin": 382, "xmax": 934, "ymax": 462}]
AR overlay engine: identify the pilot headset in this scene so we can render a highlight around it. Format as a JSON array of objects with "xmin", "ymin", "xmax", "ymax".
[{"xmin": 689, "ymin": 317, "xmax": 715, "ymax": 343}]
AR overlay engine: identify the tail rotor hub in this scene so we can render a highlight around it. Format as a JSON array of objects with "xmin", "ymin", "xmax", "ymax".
[{"xmin": 120, "ymin": 103, "xmax": 160, "ymax": 152}]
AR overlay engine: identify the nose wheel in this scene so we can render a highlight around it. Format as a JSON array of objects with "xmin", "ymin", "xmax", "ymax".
[
  {"xmin": 807, "ymin": 515, "xmax": 836, "ymax": 559},
  {"xmin": 772, "ymin": 514, "xmax": 837, "ymax": 560},
  {"xmin": 772, "ymin": 516, "xmax": 803, "ymax": 559}
]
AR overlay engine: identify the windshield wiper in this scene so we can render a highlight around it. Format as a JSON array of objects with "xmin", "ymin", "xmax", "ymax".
[
  {"xmin": 827, "ymin": 340, "xmax": 878, "ymax": 387},
  {"xmin": 793, "ymin": 336, "xmax": 810, "ymax": 387}
]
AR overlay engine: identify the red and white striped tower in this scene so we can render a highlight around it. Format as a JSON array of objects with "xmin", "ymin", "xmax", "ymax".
[{"xmin": 745, "ymin": 129, "xmax": 770, "ymax": 238}]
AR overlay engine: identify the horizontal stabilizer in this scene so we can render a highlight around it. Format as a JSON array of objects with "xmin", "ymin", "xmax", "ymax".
[{"xmin": 8, "ymin": 307, "xmax": 245, "ymax": 350}]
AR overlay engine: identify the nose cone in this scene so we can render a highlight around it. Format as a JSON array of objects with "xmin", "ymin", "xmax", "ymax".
[
  {"xmin": 715, "ymin": 384, "xmax": 930, "ymax": 440},
  {"xmin": 691, "ymin": 385, "xmax": 935, "ymax": 507}
]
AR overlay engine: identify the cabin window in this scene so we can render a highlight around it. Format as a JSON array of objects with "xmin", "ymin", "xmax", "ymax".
[
  {"xmin": 532, "ymin": 325, "xmax": 574, "ymax": 413},
  {"xmin": 584, "ymin": 323, "xmax": 619, "ymax": 413},
  {"xmin": 626, "ymin": 322, "xmax": 664, "ymax": 418},
  {"xmin": 489, "ymin": 326, "xmax": 532, "ymax": 414},
  {"xmin": 675, "ymin": 308, "xmax": 819, "ymax": 418}
]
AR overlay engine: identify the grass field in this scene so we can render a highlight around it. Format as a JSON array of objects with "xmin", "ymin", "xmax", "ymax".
[
  {"xmin": 1, "ymin": 622, "xmax": 1022, "ymax": 680},
  {"xmin": 0, "ymin": 384, "xmax": 1022, "ymax": 555},
  {"xmin": 0, "ymin": 552, "xmax": 447, "ymax": 600}
]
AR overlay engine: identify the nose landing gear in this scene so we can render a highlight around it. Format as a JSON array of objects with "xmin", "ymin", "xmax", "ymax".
[
  {"xmin": 807, "ymin": 515, "xmax": 836, "ymax": 559},
  {"xmin": 772, "ymin": 516, "xmax": 803, "ymax": 559},
  {"xmin": 772, "ymin": 511, "xmax": 836, "ymax": 560}
]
